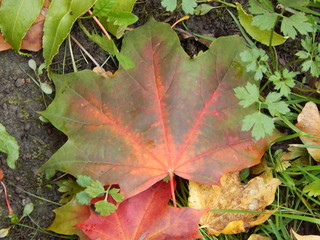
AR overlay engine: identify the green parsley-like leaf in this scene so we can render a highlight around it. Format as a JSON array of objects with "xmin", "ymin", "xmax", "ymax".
[
  {"xmin": 240, "ymin": 48, "xmax": 269, "ymax": 80},
  {"xmin": 281, "ymin": 12, "xmax": 313, "ymax": 39},
  {"xmin": 265, "ymin": 92, "xmax": 290, "ymax": 116},
  {"xmin": 161, "ymin": 0, "xmax": 177, "ymax": 12},
  {"xmin": 310, "ymin": 61, "xmax": 320, "ymax": 77},
  {"xmin": 85, "ymin": 180, "xmax": 106, "ymax": 198},
  {"xmin": 303, "ymin": 180, "xmax": 320, "ymax": 197},
  {"xmin": 234, "ymin": 83, "xmax": 260, "ymax": 108},
  {"xmin": 242, "ymin": 112, "xmax": 275, "ymax": 140},
  {"xmin": 182, "ymin": 0, "xmax": 197, "ymax": 14},
  {"xmin": 301, "ymin": 36, "xmax": 314, "ymax": 52},
  {"xmin": 109, "ymin": 188, "xmax": 124, "ymax": 202},
  {"xmin": 76, "ymin": 191, "xmax": 92, "ymax": 205},
  {"xmin": 295, "ymin": 50, "xmax": 309, "ymax": 59},
  {"xmin": 269, "ymin": 69, "xmax": 296, "ymax": 96},
  {"xmin": 252, "ymin": 13, "xmax": 278, "ymax": 30},
  {"xmin": 76, "ymin": 175, "xmax": 93, "ymax": 188},
  {"xmin": 94, "ymin": 200, "xmax": 117, "ymax": 216}
]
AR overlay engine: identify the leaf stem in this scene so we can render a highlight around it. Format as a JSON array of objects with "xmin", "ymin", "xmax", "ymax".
[
  {"xmin": 169, "ymin": 173, "xmax": 177, "ymax": 207},
  {"xmin": 0, "ymin": 181, "xmax": 13, "ymax": 215}
]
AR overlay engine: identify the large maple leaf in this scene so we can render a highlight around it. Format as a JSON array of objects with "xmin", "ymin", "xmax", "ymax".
[
  {"xmin": 75, "ymin": 181, "xmax": 204, "ymax": 240},
  {"xmin": 40, "ymin": 18, "xmax": 270, "ymax": 198}
]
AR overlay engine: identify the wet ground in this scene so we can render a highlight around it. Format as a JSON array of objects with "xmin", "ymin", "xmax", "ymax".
[{"xmin": 0, "ymin": 1, "xmax": 299, "ymax": 239}]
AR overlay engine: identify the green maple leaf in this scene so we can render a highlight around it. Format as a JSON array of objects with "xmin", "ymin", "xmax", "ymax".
[
  {"xmin": 94, "ymin": 200, "xmax": 117, "ymax": 216},
  {"xmin": 234, "ymin": 82, "xmax": 260, "ymax": 108},
  {"xmin": 242, "ymin": 112, "xmax": 275, "ymax": 140},
  {"xmin": 281, "ymin": 12, "xmax": 313, "ymax": 39},
  {"xmin": 303, "ymin": 180, "xmax": 320, "ymax": 197},
  {"xmin": 265, "ymin": 92, "xmax": 290, "ymax": 116}
]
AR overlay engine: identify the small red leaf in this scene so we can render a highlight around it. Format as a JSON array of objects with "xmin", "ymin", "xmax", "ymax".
[{"xmin": 76, "ymin": 181, "xmax": 205, "ymax": 240}]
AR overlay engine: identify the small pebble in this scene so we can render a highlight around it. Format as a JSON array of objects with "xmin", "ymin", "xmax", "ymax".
[
  {"xmin": 15, "ymin": 78, "xmax": 25, "ymax": 87},
  {"xmin": 24, "ymin": 122, "xmax": 31, "ymax": 131},
  {"xmin": 2, "ymin": 103, "xmax": 7, "ymax": 110},
  {"xmin": 25, "ymin": 78, "xmax": 31, "ymax": 83}
]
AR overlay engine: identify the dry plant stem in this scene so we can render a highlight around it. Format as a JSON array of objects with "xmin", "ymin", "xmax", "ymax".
[
  {"xmin": 171, "ymin": 16, "xmax": 190, "ymax": 29},
  {"xmin": 70, "ymin": 35, "xmax": 100, "ymax": 67},
  {"xmin": 87, "ymin": 10, "xmax": 111, "ymax": 40},
  {"xmin": 0, "ymin": 181, "xmax": 13, "ymax": 214}
]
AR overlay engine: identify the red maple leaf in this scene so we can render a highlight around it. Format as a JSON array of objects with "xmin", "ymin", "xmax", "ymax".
[
  {"xmin": 75, "ymin": 181, "xmax": 205, "ymax": 240},
  {"xmin": 40, "ymin": 18, "xmax": 271, "ymax": 199}
]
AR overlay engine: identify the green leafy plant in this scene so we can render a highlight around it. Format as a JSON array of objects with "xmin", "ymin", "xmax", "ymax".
[
  {"xmin": 161, "ymin": 0, "xmax": 198, "ymax": 14},
  {"xmin": 248, "ymin": 0, "xmax": 313, "ymax": 39},
  {"xmin": 76, "ymin": 175, "xmax": 124, "ymax": 216},
  {"xmin": 0, "ymin": 123, "xmax": 19, "ymax": 169}
]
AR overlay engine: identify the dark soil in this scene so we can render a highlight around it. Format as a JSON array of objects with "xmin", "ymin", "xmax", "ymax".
[{"xmin": 0, "ymin": 1, "xmax": 300, "ymax": 239}]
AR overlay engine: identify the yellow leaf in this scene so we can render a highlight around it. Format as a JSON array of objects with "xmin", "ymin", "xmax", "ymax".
[
  {"xmin": 292, "ymin": 229, "xmax": 320, "ymax": 240},
  {"xmin": 236, "ymin": 3, "xmax": 287, "ymax": 46},
  {"xmin": 296, "ymin": 102, "xmax": 320, "ymax": 162},
  {"xmin": 248, "ymin": 234, "xmax": 272, "ymax": 240},
  {"xmin": 189, "ymin": 172, "xmax": 280, "ymax": 236}
]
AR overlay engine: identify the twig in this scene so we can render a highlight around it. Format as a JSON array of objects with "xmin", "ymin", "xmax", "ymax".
[
  {"xmin": 87, "ymin": 10, "xmax": 111, "ymax": 40},
  {"xmin": 70, "ymin": 35, "xmax": 100, "ymax": 67},
  {"xmin": 68, "ymin": 34, "xmax": 78, "ymax": 72}
]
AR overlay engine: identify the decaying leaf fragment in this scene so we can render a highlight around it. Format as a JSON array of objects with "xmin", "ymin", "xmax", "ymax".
[
  {"xmin": 292, "ymin": 229, "xmax": 320, "ymax": 240},
  {"xmin": 189, "ymin": 172, "xmax": 281, "ymax": 235},
  {"xmin": 296, "ymin": 102, "xmax": 320, "ymax": 162},
  {"xmin": 248, "ymin": 234, "xmax": 272, "ymax": 240},
  {"xmin": 0, "ymin": 0, "xmax": 50, "ymax": 52}
]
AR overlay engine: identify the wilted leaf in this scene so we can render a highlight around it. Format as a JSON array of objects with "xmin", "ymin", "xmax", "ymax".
[
  {"xmin": 296, "ymin": 102, "xmax": 320, "ymax": 162},
  {"xmin": 47, "ymin": 198, "xmax": 90, "ymax": 240},
  {"xmin": 40, "ymin": 18, "xmax": 272, "ymax": 199},
  {"xmin": 76, "ymin": 181, "xmax": 205, "ymax": 240},
  {"xmin": 0, "ymin": 123, "xmax": 19, "ymax": 169},
  {"xmin": 0, "ymin": 0, "xmax": 44, "ymax": 51},
  {"xmin": 43, "ymin": 0, "xmax": 96, "ymax": 66},
  {"xmin": 236, "ymin": 3, "xmax": 287, "ymax": 46},
  {"xmin": 189, "ymin": 172, "xmax": 281, "ymax": 235},
  {"xmin": 0, "ymin": 228, "xmax": 10, "ymax": 238},
  {"xmin": 248, "ymin": 234, "xmax": 272, "ymax": 240},
  {"xmin": 292, "ymin": 229, "xmax": 320, "ymax": 240}
]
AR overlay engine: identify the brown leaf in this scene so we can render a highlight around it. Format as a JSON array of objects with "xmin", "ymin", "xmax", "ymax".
[
  {"xmin": 248, "ymin": 234, "xmax": 272, "ymax": 240},
  {"xmin": 296, "ymin": 102, "xmax": 320, "ymax": 162},
  {"xmin": 0, "ymin": 0, "xmax": 50, "ymax": 52},
  {"xmin": 189, "ymin": 172, "xmax": 280, "ymax": 236},
  {"xmin": 0, "ymin": 169, "xmax": 3, "ymax": 181},
  {"xmin": 292, "ymin": 229, "xmax": 320, "ymax": 240}
]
